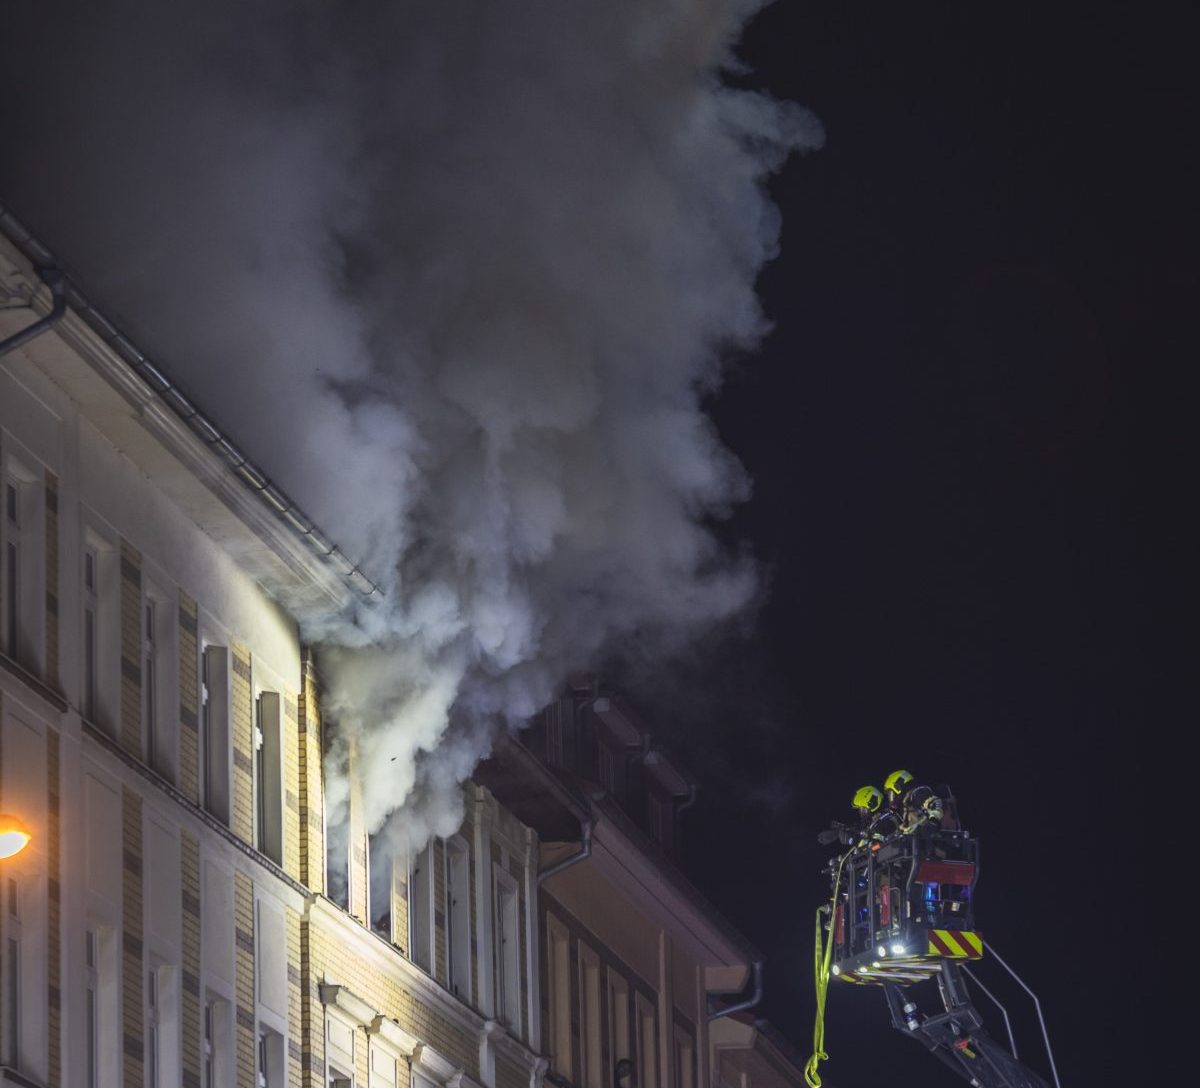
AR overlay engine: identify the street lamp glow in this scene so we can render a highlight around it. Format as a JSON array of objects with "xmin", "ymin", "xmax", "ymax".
[{"xmin": 0, "ymin": 814, "xmax": 32, "ymax": 859}]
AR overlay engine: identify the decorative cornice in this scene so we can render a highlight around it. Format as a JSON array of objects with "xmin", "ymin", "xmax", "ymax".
[{"xmin": 319, "ymin": 982, "xmax": 377, "ymax": 1027}]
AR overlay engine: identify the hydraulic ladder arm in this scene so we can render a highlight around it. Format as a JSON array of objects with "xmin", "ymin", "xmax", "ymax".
[{"xmin": 883, "ymin": 963, "xmax": 1052, "ymax": 1088}]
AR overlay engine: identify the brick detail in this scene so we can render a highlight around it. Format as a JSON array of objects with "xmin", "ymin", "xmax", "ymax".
[
  {"xmin": 122, "ymin": 788, "xmax": 144, "ymax": 1088},
  {"xmin": 231, "ymin": 641, "xmax": 254, "ymax": 845},
  {"xmin": 47, "ymin": 728, "xmax": 61, "ymax": 1086},
  {"xmin": 309, "ymin": 918, "xmax": 481, "ymax": 1079},
  {"xmin": 234, "ymin": 872, "xmax": 255, "ymax": 1086},
  {"xmin": 287, "ymin": 908, "xmax": 303, "ymax": 1086},
  {"xmin": 44, "ymin": 471, "xmax": 59, "ymax": 688},
  {"xmin": 181, "ymin": 832, "xmax": 202, "ymax": 1087},
  {"xmin": 178, "ymin": 591, "xmax": 199, "ymax": 804},
  {"xmin": 298, "ymin": 654, "xmax": 324, "ymax": 892},
  {"xmin": 300, "ymin": 914, "xmax": 322, "ymax": 1081},
  {"xmin": 119, "ymin": 540, "xmax": 143, "ymax": 757}
]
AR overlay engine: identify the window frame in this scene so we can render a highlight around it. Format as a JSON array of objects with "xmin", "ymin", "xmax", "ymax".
[
  {"xmin": 494, "ymin": 867, "xmax": 520, "ymax": 1034},
  {"xmin": 445, "ymin": 835, "xmax": 471, "ymax": 1000}
]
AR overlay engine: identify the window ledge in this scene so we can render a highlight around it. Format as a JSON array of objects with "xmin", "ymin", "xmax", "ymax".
[
  {"xmin": 0, "ymin": 1065, "xmax": 47, "ymax": 1088},
  {"xmin": 0, "ymin": 650, "xmax": 67, "ymax": 712}
]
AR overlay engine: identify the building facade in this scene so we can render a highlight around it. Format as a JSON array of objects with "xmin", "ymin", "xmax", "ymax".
[{"xmin": 0, "ymin": 212, "xmax": 806, "ymax": 1088}]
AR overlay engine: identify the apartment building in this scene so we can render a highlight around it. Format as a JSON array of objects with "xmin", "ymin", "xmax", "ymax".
[
  {"xmin": 0, "ymin": 208, "xmax": 807, "ymax": 1088},
  {"xmin": 486, "ymin": 687, "xmax": 808, "ymax": 1088}
]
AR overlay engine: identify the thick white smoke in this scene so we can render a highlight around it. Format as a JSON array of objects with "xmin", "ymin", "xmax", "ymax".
[{"xmin": 0, "ymin": 1, "xmax": 821, "ymax": 845}]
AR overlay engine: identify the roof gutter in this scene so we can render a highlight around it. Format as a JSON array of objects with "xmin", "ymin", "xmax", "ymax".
[
  {"xmin": 708, "ymin": 960, "xmax": 763, "ymax": 1022},
  {"xmin": 0, "ymin": 267, "xmax": 65, "ymax": 359},
  {"xmin": 538, "ymin": 819, "xmax": 593, "ymax": 884}
]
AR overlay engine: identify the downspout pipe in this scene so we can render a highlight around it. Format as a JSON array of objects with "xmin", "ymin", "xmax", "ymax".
[
  {"xmin": 538, "ymin": 819, "xmax": 593, "ymax": 884},
  {"xmin": 708, "ymin": 960, "xmax": 763, "ymax": 1022},
  {"xmin": 0, "ymin": 268, "xmax": 66, "ymax": 359}
]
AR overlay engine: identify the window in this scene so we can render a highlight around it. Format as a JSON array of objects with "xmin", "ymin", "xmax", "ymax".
[
  {"xmin": 258, "ymin": 1028, "xmax": 284, "ymax": 1088},
  {"xmin": 547, "ymin": 916, "xmax": 571, "ymax": 1076},
  {"xmin": 146, "ymin": 967, "xmax": 160, "ymax": 1088},
  {"xmin": 494, "ymin": 870, "xmax": 520, "ymax": 1033},
  {"xmin": 82, "ymin": 544, "xmax": 98, "ymax": 720},
  {"xmin": 674, "ymin": 1028, "xmax": 694, "ymax": 1088},
  {"xmin": 369, "ymin": 1044, "xmax": 399, "ymax": 1088},
  {"xmin": 203, "ymin": 1000, "xmax": 214, "ymax": 1088},
  {"xmin": 368, "ymin": 833, "xmax": 392, "ymax": 940},
  {"xmin": 201, "ymin": 644, "xmax": 231, "ymax": 824},
  {"xmin": 609, "ymin": 972, "xmax": 630, "ymax": 1074},
  {"xmin": 578, "ymin": 943, "xmax": 603, "ymax": 1088},
  {"xmin": 637, "ymin": 993, "xmax": 657, "ymax": 1088},
  {"xmin": 3, "ymin": 877, "xmax": 20, "ymax": 1067},
  {"xmin": 2, "ymin": 473, "xmax": 22, "ymax": 659},
  {"xmin": 255, "ymin": 692, "xmax": 283, "ymax": 865},
  {"xmin": 144, "ymin": 599, "xmax": 159, "ymax": 768},
  {"xmin": 85, "ymin": 930, "xmax": 98, "ymax": 1088},
  {"xmin": 1, "ymin": 456, "xmax": 42, "ymax": 671},
  {"xmin": 204, "ymin": 995, "xmax": 231, "ymax": 1088},
  {"xmin": 446, "ymin": 836, "xmax": 470, "ymax": 999},
  {"xmin": 409, "ymin": 845, "xmax": 432, "ymax": 971}
]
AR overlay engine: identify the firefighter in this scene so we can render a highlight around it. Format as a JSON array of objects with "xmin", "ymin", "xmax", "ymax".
[
  {"xmin": 852, "ymin": 785, "xmax": 884, "ymax": 828},
  {"xmin": 884, "ymin": 770, "xmax": 944, "ymax": 835}
]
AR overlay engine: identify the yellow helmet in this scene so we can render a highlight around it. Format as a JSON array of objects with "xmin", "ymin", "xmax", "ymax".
[
  {"xmin": 852, "ymin": 785, "xmax": 883, "ymax": 813},
  {"xmin": 884, "ymin": 769, "xmax": 914, "ymax": 796}
]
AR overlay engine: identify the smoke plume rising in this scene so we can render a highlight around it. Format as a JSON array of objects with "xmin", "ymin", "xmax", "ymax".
[{"xmin": 1, "ymin": 1, "xmax": 821, "ymax": 849}]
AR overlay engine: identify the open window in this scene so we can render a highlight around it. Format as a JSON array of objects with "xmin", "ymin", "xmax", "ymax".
[
  {"xmin": 200, "ymin": 643, "xmax": 231, "ymax": 825},
  {"xmin": 1, "ymin": 454, "xmax": 41, "ymax": 671},
  {"xmin": 446, "ymin": 836, "xmax": 470, "ymax": 1000},
  {"xmin": 494, "ymin": 868, "xmax": 520, "ymax": 1034},
  {"xmin": 255, "ymin": 692, "xmax": 283, "ymax": 865},
  {"xmin": 409, "ymin": 844, "xmax": 433, "ymax": 971}
]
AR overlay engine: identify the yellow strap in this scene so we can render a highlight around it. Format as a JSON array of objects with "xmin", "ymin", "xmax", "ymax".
[{"xmin": 805, "ymin": 851, "xmax": 849, "ymax": 1087}]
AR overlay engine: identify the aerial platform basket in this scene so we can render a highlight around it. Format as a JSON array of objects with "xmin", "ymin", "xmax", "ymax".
[{"xmin": 829, "ymin": 825, "xmax": 981, "ymax": 986}]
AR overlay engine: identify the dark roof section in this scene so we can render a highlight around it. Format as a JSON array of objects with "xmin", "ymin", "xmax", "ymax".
[{"xmin": 0, "ymin": 199, "xmax": 384, "ymax": 602}]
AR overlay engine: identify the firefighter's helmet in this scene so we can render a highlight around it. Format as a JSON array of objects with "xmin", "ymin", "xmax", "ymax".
[
  {"xmin": 852, "ymin": 785, "xmax": 883, "ymax": 813},
  {"xmin": 884, "ymin": 769, "xmax": 914, "ymax": 796}
]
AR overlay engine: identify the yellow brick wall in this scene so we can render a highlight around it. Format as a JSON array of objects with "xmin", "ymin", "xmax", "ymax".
[
  {"xmin": 178, "ymin": 591, "xmax": 199, "ymax": 804},
  {"xmin": 44, "ymin": 471, "xmax": 59, "ymax": 689},
  {"xmin": 181, "ymin": 832, "xmax": 202, "ymax": 1088},
  {"xmin": 231, "ymin": 642, "xmax": 254, "ymax": 845},
  {"xmin": 47, "ymin": 728, "xmax": 61, "ymax": 1087},
  {"xmin": 234, "ymin": 873, "xmax": 256, "ymax": 1087},
  {"xmin": 122, "ymin": 787, "xmax": 144, "ymax": 1088},
  {"xmin": 283, "ymin": 690, "xmax": 302, "ymax": 882},
  {"xmin": 298, "ymin": 654, "xmax": 324, "ymax": 893},
  {"xmin": 119, "ymin": 540, "xmax": 142, "ymax": 757}
]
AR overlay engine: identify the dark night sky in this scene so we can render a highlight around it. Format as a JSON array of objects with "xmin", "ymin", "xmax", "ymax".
[{"xmin": 628, "ymin": 4, "xmax": 1193, "ymax": 1087}]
